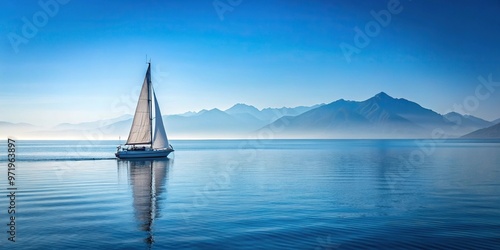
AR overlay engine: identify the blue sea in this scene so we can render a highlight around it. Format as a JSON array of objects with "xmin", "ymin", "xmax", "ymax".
[{"xmin": 1, "ymin": 139, "xmax": 500, "ymax": 249}]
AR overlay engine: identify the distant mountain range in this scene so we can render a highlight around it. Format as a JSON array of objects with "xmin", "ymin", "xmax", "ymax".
[
  {"xmin": 1, "ymin": 92, "xmax": 498, "ymax": 139},
  {"xmin": 161, "ymin": 104, "xmax": 323, "ymax": 138},
  {"xmin": 0, "ymin": 121, "xmax": 40, "ymax": 138},
  {"xmin": 462, "ymin": 123, "xmax": 500, "ymax": 139},
  {"xmin": 0, "ymin": 103, "xmax": 321, "ymax": 139},
  {"xmin": 52, "ymin": 114, "xmax": 133, "ymax": 131},
  {"xmin": 261, "ymin": 92, "xmax": 494, "ymax": 138}
]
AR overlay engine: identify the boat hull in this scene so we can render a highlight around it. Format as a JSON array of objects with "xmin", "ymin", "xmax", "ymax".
[{"xmin": 115, "ymin": 149, "xmax": 173, "ymax": 159}]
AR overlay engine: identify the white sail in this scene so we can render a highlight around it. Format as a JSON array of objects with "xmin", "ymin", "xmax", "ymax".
[
  {"xmin": 126, "ymin": 65, "xmax": 152, "ymax": 145},
  {"xmin": 152, "ymin": 90, "xmax": 169, "ymax": 149}
]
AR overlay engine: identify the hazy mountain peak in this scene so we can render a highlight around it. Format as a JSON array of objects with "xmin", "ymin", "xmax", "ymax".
[
  {"xmin": 328, "ymin": 98, "xmax": 354, "ymax": 105},
  {"xmin": 197, "ymin": 109, "xmax": 210, "ymax": 115},
  {"xmin": 444, "ymin": 112, "xmax": 492, "ymax": 127},
  {"xmin": 225, "ymin": 103, "xmax": 260, "ymax": 114},
  {"xmin": 207, "ymin": 108, "xmax": 224, "ymax": 113},
  {"xmin": 178, "ymin": 111, "xmax": 197, "ymax": 117},
  {"xmin": 364, "ymin": 92, "xmax": 400, "ymax": 105},
  {"xmin": 445, "ymin": 111, "xmax": 461, "ymax": 116},
  {"xmin": 232, "ymin": 103, "xmax": 256, "ymax": 108},
  {"xmin": 0, "ymin": 121, "xmax": 37, "ymax": 127},
  {"xmin": 374, "ymin": 91, "xmax": 393, "ymax": 100},
  {"xmin": 193, "ymin": 108, "xmax": 233, "ymax": 119},
  {"xmin": 444, "ymin": 112, "xmax": 478, "ymax": 119}
]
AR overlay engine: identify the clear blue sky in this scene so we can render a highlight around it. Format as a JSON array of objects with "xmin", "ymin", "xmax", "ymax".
[{"xmin": 1, "ymin": 0, "xmax": 500, "ymax": 126}]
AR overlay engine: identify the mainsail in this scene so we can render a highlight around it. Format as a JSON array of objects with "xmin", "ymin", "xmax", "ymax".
[
  {"xmin": 152, "ymin": 90, "xmax": 169, "ymax": 149},
  {"xmin": 126, "ymin": 64, "xmax": 152, "ymax": 145}
]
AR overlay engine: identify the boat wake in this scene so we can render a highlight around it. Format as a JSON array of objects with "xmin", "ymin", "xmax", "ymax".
[{"xmin": 16, "ymin": 157, "xmax": 117, "ymax": 162}]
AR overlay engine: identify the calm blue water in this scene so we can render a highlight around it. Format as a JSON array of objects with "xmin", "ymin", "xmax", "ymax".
[{"xmin": 1, "ymin": 139, "xmax": 500, "ymax": 249}]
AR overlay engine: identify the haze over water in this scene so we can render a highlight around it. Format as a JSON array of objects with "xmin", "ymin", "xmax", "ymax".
[{"xmin": 1, "ymin": 139, "xmax": 500, "ymax": 249}]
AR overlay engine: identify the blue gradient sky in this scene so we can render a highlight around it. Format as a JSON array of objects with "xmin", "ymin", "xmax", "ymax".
[{"xmin": 1, "ymin": 0, "xmax": 500, "ymax": 126}]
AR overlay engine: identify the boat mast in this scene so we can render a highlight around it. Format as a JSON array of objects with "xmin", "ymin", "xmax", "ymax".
[{"xmin": 147, "ymin": 61, "xmax": 153, "ymax": 148}]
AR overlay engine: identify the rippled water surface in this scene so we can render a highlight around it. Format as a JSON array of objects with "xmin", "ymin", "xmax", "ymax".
[{"xmin": 1, "ymin": 140, "xmax": 500, "ymax": 249}]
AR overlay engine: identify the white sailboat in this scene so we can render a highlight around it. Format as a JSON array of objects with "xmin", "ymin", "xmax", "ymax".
[{"xmin": 115, "ymin": 62, "xmax": 174, "ymax": 159}]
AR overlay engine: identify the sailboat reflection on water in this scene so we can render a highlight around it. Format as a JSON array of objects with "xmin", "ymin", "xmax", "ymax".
[{"xmin": 118, "ymin": 159, "xmax": 172, "ymax": 245}]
